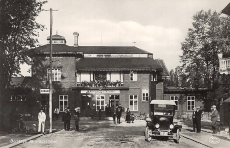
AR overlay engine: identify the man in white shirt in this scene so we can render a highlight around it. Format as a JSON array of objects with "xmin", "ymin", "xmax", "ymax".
[{"xmin": 38, "ymin": 108, "xmax": 46, "ymax": 134}]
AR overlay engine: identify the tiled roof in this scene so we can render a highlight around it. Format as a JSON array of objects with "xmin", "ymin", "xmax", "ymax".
[
  {"xmin": 222, "ymin": 3, "xmax": 230, "ymax": 15},
  {"xmin": 76, "ymin": 58, "xmax": 162, "ymax": 71},
  {"xmin": 32, "ymin": 44, "xmax": 151, "ymax": 54},
  {"xmin": 10, "ymin": 77, "xmax": 31, "ymax": 87},
  {"xmin": 164, "ymin": 86, "xmax": 208, "ymax": 93}
]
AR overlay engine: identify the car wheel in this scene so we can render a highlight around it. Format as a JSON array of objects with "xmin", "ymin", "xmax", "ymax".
[
  {"xmin": 145, "ymin": 126, "xmax": 152, "ymax": 142},
  {"xmin": 174, "ymin": 129, "xmax": 180, "ymax": 143}
]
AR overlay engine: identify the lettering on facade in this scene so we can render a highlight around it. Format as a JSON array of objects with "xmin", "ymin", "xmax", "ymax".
[{"xmin": 81, "ymin": 90, "xmax": 120, "ymax": 94}]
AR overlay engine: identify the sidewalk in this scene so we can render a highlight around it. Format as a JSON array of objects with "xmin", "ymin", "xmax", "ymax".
[
  {"xmin": 0, "ymin": 132, "xmax": 43, "ymax": 148},
  {"xmin": 180, "ymin": 121, "xmax": 230, "ymax": 148},
  {"xmin": 0, "ymin": 117, "xmax": 107, "ymax": 148}
]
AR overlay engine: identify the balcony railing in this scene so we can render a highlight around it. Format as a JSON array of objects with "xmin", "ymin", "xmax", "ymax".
[{"xmin": 76, "ymin": 80, "xmax": 124, "ymax": 87}]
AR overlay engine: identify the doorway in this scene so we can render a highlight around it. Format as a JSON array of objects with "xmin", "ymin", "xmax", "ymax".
[
  {"xmin": 109, "ymin": 95, "xmax": 120, "ymax": 116},
  {"xmin": 81, "ymin": 94, "xmax": 92, "ymax": 116}
]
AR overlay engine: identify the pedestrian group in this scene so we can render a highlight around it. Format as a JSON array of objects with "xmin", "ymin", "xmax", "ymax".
[{"xmin": 192, "ymin": 105, "xmax": 219, "ymax": 134}]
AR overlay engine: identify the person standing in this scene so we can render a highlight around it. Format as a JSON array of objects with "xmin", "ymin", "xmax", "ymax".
[
  {"xmin": 210, "ymin": 105, "xmax": 219, "ymax": 134},
  {"xmin": 116, "ymin": 105, "xmax": 122, "ymax": 124},
  {"xmin": 66, "ymin": 107, "xmax": 71, "ymax": 131},
  {"xmin": 105, "ymin": 104, "xmax": 110, "ymax": 117},
  {"xmin": 192, "ymin": 107, "xmax": 196, "ymax": 132},
  {"xmin": 38, "ymin": 108, "xmax": 46, "ymax": 134},
  {"xmin": 74, "ymin": 110, "xmax": 80, "ymax": 131},
  {"xmin": 54, "ymin": 108, "xmax": 59, "ymax": 120},
  {"xmin": 113, "ymin": 109, "xmax": 117, "ymax": 124},
  {"xmin": 62, "ymin": 108, "xmax": 67, "ymax": 130},
  {"xmin": 126, "ymin": 108, "xmax": 131, "ymax": 123},
  {"xmin": 195, "ymin": 106, "xmax": 203, "ymax": 133}
]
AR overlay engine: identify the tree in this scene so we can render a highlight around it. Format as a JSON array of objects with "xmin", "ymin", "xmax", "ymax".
[
  {"xmin": 180, "ymin": 10, "xmax": 230, "ymax": 104},
  {"xmin": 0, "ymin": 0, "xmax": 46, "ymax": 131}
]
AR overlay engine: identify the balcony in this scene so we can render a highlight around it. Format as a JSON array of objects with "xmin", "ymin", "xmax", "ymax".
[{"xmin": 76, "ymin": 80, "xmax": 124, "ymax": 87}]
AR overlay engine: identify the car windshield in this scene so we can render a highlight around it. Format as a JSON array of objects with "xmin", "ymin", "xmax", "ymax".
[{"xmin": 151, "ymin": 104, "xmax": 174, "ymax": 116}]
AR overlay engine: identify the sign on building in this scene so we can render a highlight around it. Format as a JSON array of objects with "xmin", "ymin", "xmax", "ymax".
[{"xmin": 40, "ymin": 89, "xmax": 50, "ymax": 94}]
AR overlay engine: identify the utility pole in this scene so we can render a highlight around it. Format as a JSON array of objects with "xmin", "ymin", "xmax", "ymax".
[
  {"xmin": 44, "ymin": 8, "xmax": 57, "ymax": 133},
  {"xmin": 49, "ymin": 8, "xmax": 53, "ymax": 134}
]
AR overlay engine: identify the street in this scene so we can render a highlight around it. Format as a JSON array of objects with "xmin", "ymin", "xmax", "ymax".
[{"xmin": 14, "ymin": 119, "xmax": 207, "ymax": 148}]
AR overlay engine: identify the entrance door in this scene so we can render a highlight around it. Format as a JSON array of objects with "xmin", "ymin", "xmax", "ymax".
[
  {"xmin": 109, "ymin": 95, "xmax": 120, "ymax": 116},
  {"xmin": 81, "ymin": 95, "xmax": 92, "ymax": 116}
]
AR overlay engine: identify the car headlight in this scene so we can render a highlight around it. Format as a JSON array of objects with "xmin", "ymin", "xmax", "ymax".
[
  {"xmin": 155, "ymin": 123, "xmax": 160, "ymax": 128},
  {"xmin": 169, "ymin": 124, "xmax": 174, "ymax": 129}
]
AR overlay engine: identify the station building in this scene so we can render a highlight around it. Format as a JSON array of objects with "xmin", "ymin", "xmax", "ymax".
[{"xmin": 30, "ymin": 33, "xmax": 165, "ymax": 117}]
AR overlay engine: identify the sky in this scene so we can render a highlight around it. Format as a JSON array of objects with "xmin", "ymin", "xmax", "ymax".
[{"xmin": 21, "ymin": 0, "xmax": 230, "ymax": 76}]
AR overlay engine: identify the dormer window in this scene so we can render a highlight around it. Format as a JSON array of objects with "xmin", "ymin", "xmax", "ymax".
[{"xmin": 47, "ymin": 34, "xmax": 66, "ymax": 44}]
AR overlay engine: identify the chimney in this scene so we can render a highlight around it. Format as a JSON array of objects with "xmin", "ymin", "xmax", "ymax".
[{"xmin": 73, "ymin": 32, "xmax": 79, "ymax": 47}]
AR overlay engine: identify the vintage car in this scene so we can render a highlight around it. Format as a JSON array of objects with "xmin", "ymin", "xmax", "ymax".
[{"xmin": 145, "ymin": 100, "xmax": 182, "ymax": 143}]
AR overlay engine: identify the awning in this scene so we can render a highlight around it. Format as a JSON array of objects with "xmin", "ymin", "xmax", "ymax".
[{"xmin": 150, "ymin": 100, "xmax": 176, "ymax": 105}]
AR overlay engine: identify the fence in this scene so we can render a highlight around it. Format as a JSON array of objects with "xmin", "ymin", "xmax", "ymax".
[{"xmin": 175, "ymin": 112, "xmax": 214, "ymax": 121}]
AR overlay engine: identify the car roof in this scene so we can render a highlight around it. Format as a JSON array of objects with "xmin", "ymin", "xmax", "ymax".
[{"xmin": 150, "ymin": 100, "xmax": 176, "ymax": 105}]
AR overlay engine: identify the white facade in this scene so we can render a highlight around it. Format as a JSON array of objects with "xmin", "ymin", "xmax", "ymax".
[{"xmin": 218, "ymin": 53, "xmax": 230, "ymax": 74}]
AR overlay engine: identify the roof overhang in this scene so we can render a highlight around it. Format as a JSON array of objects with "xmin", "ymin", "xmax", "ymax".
[{"xmin": 76, "ymin": 58, "xmax": 162, "ymax": 72}]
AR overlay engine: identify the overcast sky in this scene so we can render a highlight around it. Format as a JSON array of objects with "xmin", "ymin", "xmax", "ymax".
[{"xmin": 21, "ymin": 0, "xmax": 230, "ymax": 76}]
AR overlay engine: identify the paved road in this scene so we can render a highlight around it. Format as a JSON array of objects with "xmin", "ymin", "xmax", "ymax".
[{"xmin": 14, "ymin": 120, "xmax": 207, "ymax": 148}]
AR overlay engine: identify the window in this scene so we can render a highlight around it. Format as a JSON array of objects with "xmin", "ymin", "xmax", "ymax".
[
  {"xmin": 59, "ymin": 95, "xmax": 68, "ymax": 112},
  {"xmin": 187, "ymin": 96, "xmax": 195, "ymax": 111},
  {"xmin": 111, "ymin": 72, "xmax": 120, "ymax": 82},
  {"xmin": 96, "ymin": 95, "xmax": 105, "ymax": 111},
  {"xmin": 142, "ymin": 89, "xmax": 149, "ymax": 101},
  {"xmin": 129, "ymin": 95, "xmax": 138, "ymax": 111},
  {"xmin": 170, "ymin": 96, "xmax": 179, "ymax": 110},
  {"xmin": 130, "ymin": 71, "xmax": 137, "ymax": 81},
  {"xmin": 81, "ymin": 72, "xmax": 91, "ymax": 82},
  {"xmin": 109, "ymin": 95, "xmax": 119, "ymax": 99},
  {"xmin": 10, "ymin": 95, "xmax": 26, "ymax": 101},
  {"xmin": 47, "ymin": 68, "xmax": 61, "ymax": 81}
]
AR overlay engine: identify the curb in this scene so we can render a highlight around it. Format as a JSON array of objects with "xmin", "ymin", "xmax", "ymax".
[
  {"xmin": 180, "ymin": 133, "xmax": 213, "ymax": 148},
  {"xmin": 1, "ymin": 134, "xmax": 43, "ymax": 148}
]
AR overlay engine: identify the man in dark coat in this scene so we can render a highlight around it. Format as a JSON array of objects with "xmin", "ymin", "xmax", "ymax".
[
  {"xmin": 62, "ymin": 107, "xmax": 71, "ymax": 131},
  {"xmin": 105, "ymin": 104, "xmax": 110, "ymax": 117},
  {"xmin": 195, "ymin": 106, "xmax": 203, "ymax": 133},
  {"xmin": 66, "ymin": 107, "xmax": 71, "ymax": 131},
  {"xmin": 192, "ymin": 107, "xmax": 196, "ymax": 132},
  {"xmin": 116, "ymin": 105, "xmax": 122, "ymax": 124},
  {"xmin": 210, "ymin": 105, "xmax": 219, "ymax": 134}
]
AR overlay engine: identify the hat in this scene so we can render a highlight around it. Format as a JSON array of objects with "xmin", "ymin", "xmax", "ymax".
[
  {"xmin": 75, "ymin": 107, "xmax": 80, "ymax": 110},
  {"xmin": 196, "ymin": 106, "xmax": 200, "ymax": 109},
  {"xmin": 211, "ymin": 105, "xmax": 216, "ymax": 108},
  {"xmin": 67, "ymin": 107, "xmax": 70, "ymax": 109}
]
